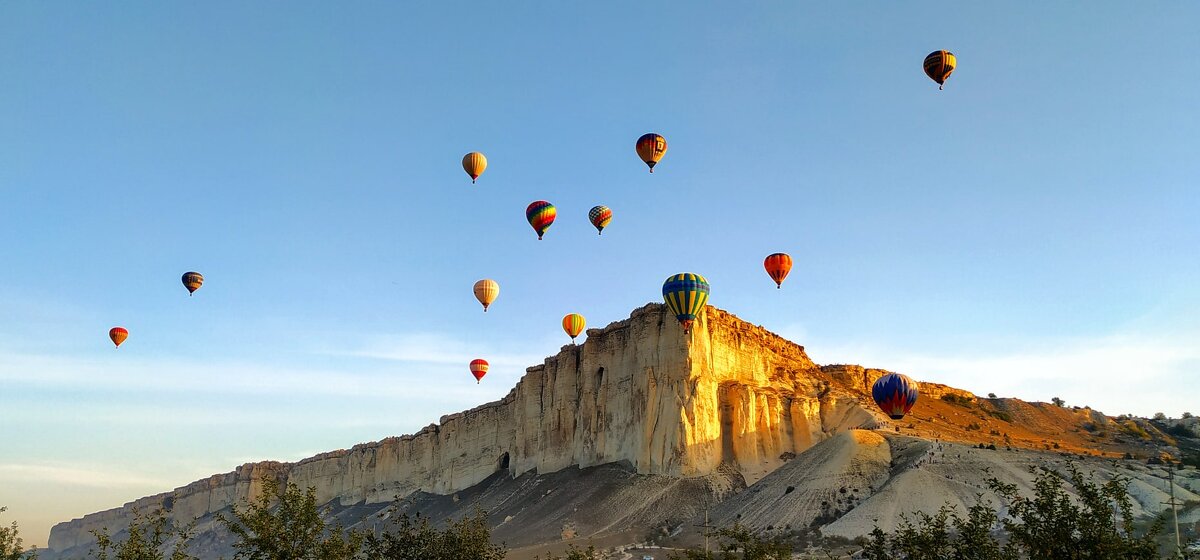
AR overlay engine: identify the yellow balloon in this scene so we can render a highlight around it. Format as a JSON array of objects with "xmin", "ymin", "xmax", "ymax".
[
  {"xmin": 473, "ymin": 279, "xmax": 499, "ymax": 312},
  {"xmin": 462, "ymin": 152, "xmax": 487, "ymax": 183}
]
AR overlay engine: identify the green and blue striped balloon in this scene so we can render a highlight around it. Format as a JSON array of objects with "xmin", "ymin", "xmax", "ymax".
[{"xmin": 662, "ymin": 273, "xmax": 710, "ymax": 333}]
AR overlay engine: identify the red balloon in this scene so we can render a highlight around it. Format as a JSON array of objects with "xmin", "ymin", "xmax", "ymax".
[
  {"xmin": 109, "ymin": 327, "xmax": 129, "ymax": 348},
  {"xmin": 469, "ymin": 359, "xmax": 489, "ymax": 384}
]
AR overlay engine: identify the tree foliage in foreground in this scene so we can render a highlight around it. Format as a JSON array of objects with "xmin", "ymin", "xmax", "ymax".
[
  {"xmin": 862, "ymin": 465, "xmax": 1164, "ymax": 560},
  {"xmin": 219, "ymin": 478, "xmax": 362, "ymax": 560},
  {"xmin": 362, "ymin": 509, "xmax": 505, "ymax": 560},
  {"xmin": 666, "ymin": 524, "xmax": 792, "ymax": 560},
  {"xmin": 533, "ymin": 544, "xmax": 603, "ymax": 559},
  {"xmin": 218, "ymin": 477, "xmax": 508, "ymax": 560},
  {"xmin": 1, "ymin": 507, "xmax": 37, "ymax": 560},
  {"xmin": 89, "ymin": 508, "xmax": 196, "ymax": 560}
]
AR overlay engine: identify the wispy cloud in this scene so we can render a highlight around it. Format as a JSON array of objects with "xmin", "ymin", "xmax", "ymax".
[
  {"xmin": 331, "ymin": 332, "xmax": 549, "ymax": 370},
  {"xmin": 0, "ymin": 463, "xmax": 174, "ymax": 489},
  {"xmin": 0, "ymin": 332, "xmax": 544, "ymax": 401}
]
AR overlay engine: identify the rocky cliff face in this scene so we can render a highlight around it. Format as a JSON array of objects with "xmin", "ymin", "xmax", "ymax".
[{"xmin": 48, "ymin": 304, "xmax": 884, "ymax": 552}]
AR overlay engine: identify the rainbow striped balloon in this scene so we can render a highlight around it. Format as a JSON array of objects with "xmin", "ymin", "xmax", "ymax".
[
  {"xmin": 662, "ymin": 273, "xmax": 710, "ymax": 334},
  {"xmin": 526, "ymin": 200, "xmax": 556, "ymax": 240},
  {"xmin": 871, "ymin": 373, "xmax": 919, "ymax": 420},
  {"xmin": 588, "ymin": 205, "xmax": 612, "ymax": 235}
]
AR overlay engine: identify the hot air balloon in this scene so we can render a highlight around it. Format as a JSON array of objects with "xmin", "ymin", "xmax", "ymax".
[
  {"xmin": 109, "ymin": 327, "xmax": 128, "ymax": 348},
  {"xmin": 588, "ymin": 205, "xmax": 612, "ymax": 235},
  {"xmin": 872, "ymin": 373, "xmax": 919, "ymax": 420},
  {"xmin": 469, "ymin": 359, "xmax": 489, "ymax": 384},
  {"xmin": 636, "ymin": 133, "xmax": 667, "ymax": 172},
  {"xmin": 923, "ymin": 50, "xmax": 956, "ymax": 90},
  {"xmin": 473, "ymin": 279, "xmax": 500, "ymax": 312},
  {"xmin": 662, "ymin": 273, "xmax": 710, "ymax": 334},
  {"xmin": 562, "ymin": 313, "xmax": 586, "ymax": 342},
  {"xmin": 462, "ymin": 152, "xmax": 487, "ymax": 183},
  {"xmin": 526, "ymin": 200, "xmax": 556, "ymax": 240},
  {"xmin": 182, "ymin": 271, "xmax": 204, "ymax": 296},
  {"xmin": 763, "ymin": 253, "xmax": 792, "ymax": 289}
]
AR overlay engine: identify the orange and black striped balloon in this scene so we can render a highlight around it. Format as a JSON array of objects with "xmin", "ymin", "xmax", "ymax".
[
  {"xmin": 763, "ymin": 253, "xmax": 792, "ymax": 289},
  {"xmin": 109, "ymin": 327, "xmax": 128, "ymax": 348},
  {"xmin": 182, "ymin": 271, "xmax": 204, "ymax": 295},
  {"xmin": 635, "ymin": 133, "xmax": 667, "ymax": 172},
  {"xmin": 923, "ymin": 50, "xmax": 956, "ymax": 90}
]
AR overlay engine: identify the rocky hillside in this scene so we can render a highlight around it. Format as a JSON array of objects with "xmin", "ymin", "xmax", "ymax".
[{"xmin": 45, "ymin": 304, "xmax": 1197, "ymax": 558}]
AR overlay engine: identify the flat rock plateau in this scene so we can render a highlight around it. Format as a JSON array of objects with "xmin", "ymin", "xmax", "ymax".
[{"xmin": 44, "ymin": 304, "xmax": 1200, "ymax": 559}]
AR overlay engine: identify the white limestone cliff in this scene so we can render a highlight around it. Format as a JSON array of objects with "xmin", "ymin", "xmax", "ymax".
[{"xmin": 48, "ymin": 304, "xmax": 883, "ymax": 551}]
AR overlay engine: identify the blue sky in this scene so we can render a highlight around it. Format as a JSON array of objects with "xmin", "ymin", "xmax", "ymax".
[{"xmin": 1, "ymin": 2, "xmax": 1198, "ymax": 547}]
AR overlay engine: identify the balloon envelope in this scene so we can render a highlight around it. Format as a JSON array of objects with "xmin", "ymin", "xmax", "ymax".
[
  {"xmin": 109, "ymin": 327, "xmax": 128, "ymax": 348},
  {"xmin": 923, "ymin": 50, "xmax": 956, "ymax": 89},
  {"xmin": 636, "ymin": 133, "xmax": 667, "ymax": 172},
  {"xmin": 462, "ymin": 152, "xmax": 487, "ymax": 183},
  {"xmin": 182, "ymin": 271, "xmax": 204, "ymax": 295},
  {"xmin": 469, "ymin": 359, "xmax": 489, "ymax": 384},
  {"xmin": 473, "ymin": 279, "xmax": 500, "ymax": 312},
  {"xmin": 763, "ymin": 253, "xmax": 792, "ymax": 289},
  {"xmin": 662, "ymin": 273, "xmax": 710, "ymax": 333},
  {"xmin": 526, "ymin": 201, "xmax": 556, "ymax": 240},
  {"xmin": 872, "ymin": 373, "xmax": 919, "ymax": 420},
  {"xmin": 562, "ymin": 313, "xmax": 586, "ymax": 341},
  {"xmin": 588, "ymin": 205, "xmax": 612, "ymax": 235}
]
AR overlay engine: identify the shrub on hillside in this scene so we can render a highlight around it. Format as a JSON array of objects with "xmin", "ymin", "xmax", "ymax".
[
  {"xmin": 986, "ymin": 409, "xmax": 1013, "ymax": 423},
  {"xmin": 861, "ymin": 465, "xmax": 1163, "ymax": 560},
  {"xmin": 1120, "ymin": 420, "xmax": 1152, "ymax": 440},
  {"xmin": 90, "ymin": 508, "xmax": 196, "ymax": 560},
  {"xmin": 219, "ymin": 478, "xmax": 362, "ymax": 560},
  {"xmin": 363, "ymin": 509, "xmax": 505, "ymax": 560},
  {"xmin": 666, "ymin": 524, "xmax": 792, "ymax": 560},
  {"xmin": 536, "ymin": 544, "xmax": 602, "ymax": 559},
  {"xmin": 940, "ymin": 394, "xmax": 973, "ymax": 407}
]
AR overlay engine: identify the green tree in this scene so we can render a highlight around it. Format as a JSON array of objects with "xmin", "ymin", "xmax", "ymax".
[
  {"xmin": 89, "ymin": 508, "xmax": 196, "ymax": 560},
  {"xmin": 362, "ymin": 509, "xmax": 505, "ymax": 560},
  {"xmin": 536, "ymin": 544, "xmax": 602, "ymax": 559},
  {"xmin": 219, "ymin": 478, "xmax": 362, "ymax": 560},
  {"xmin": 0, "ymin": 507, "xmax": 37, "ymax": 560},
  {"xmin": 863, "ymin": 465, "xmax": 1163, "ymax": 560},
  {"xmin": 990, "ymin": 466, "xmax": 1161, "ymax": 559},
  {"xmin": 666, "ymin": 524, "xmax": 790, "ymax": 560}
]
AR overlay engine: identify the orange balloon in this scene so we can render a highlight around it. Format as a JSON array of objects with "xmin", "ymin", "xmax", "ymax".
[
  {"xmin": 635, "ymin": 133, "xmax": 667, "ymax": 173},
  {"xmin": 562, "ymin": 313, "xmax": 586, "ymax": 342},
  {"xmin": 109, "ymin": 327, "xmax": 128, "ymax": 348},
  {"xmin": 763, "ymin": 253, "xmax": 793, "ymax": 289},
  {"xmin": 462, "ymin": 152, "xmax": 487, "ymax": 183},
  {"xmin": 473, "ymin": 279, "xmax": 499, "ymax": 312}
]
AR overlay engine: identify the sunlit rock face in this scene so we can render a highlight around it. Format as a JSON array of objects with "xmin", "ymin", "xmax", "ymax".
[{"xmin": 48, "ymin": 304, "xmax": 885, "ymax": 551}]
